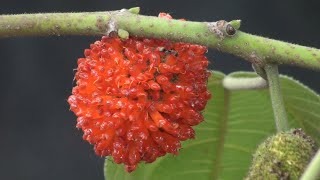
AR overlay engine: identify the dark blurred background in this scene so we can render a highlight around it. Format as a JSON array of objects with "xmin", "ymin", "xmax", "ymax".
[{"xmin": 0, "ymin": 0, "xmax": 319, "ymax": 179}]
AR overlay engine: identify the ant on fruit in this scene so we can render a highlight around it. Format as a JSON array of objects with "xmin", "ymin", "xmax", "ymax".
[{"xmin": 158, "ymin": 47, "xmax": 178, "ymax": 57}]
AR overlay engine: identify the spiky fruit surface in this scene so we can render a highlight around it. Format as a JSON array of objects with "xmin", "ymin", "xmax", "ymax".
[
  {"xmin": 68, "ymin": 13, "xmax": 211, "ymax": 172},
  {"xmin": 246, "ymin": 129, "xmax": 317, "ymax": 180}
]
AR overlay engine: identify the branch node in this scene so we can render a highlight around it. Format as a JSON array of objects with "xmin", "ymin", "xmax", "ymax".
[
  {"xmin": 252, "ymin": 63, "xmax": 267, "ymax": 80},
  {"xmin": 207, "ymin": 20, "xmax": 237, "ymax": 39},
  {"xmin": 105, "ymin": 18, "xmax": 118, "ymax": 37},
  {"xmin": 207, "ymin": 21, "xmax": 225, "ymax": 39},
  {"xmin": 248, "ymin": 52, "xmax": 266, "ymax": 67}
]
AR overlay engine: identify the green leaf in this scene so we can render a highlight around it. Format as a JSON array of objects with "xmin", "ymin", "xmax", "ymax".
[{"xmin": 104, "ymin": 71, "xmax": 320, "ymax": 180}]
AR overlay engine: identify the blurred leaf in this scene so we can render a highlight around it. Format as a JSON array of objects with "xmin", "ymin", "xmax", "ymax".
[{"xmin": 105, "ymin": 71, "xmax": 320, "ymax": 180}]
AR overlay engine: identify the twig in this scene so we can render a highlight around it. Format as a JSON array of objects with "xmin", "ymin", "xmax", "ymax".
[{"xmin": 0, "ymin": 8, "xmax": 319, "ymax": 70}]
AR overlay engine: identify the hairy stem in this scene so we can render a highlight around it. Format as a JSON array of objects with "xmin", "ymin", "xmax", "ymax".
[
  {"xmin": 264, "ymin": 64, "xmax": 289, "ymax": 132},
  {"xmin": 0, "ymin": 9, "xmax": 319, "ymax": 70},
  {"xmin": 301, "ymin": 149, "xmax": 320, "ymax": 180}
]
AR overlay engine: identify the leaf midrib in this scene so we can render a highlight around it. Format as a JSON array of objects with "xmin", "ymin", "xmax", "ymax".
[{"xmin": 212, "ymin": 88, "xmax": 230, "ymax": 180}]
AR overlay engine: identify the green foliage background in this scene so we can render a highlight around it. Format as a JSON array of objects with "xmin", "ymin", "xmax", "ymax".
[{"xmin": 105, "ymin": 71, "xmax": 320, "ymax": 180}]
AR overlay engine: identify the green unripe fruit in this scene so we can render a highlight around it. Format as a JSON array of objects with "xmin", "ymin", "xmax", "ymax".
[{"xmin": 246, "ymin": 129, "xmax": 317, "ymax": 180}]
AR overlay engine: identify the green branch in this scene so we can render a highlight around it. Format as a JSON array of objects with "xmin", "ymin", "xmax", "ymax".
[
  {"xmin": 265, "ymin": 64, "xmax": 289, "ymax": 132},
  {"xmin": 0, "ymin": 8, "xmax": 320, "ymax": 70}
]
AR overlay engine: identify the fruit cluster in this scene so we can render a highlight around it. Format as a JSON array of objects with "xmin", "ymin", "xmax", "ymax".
[{"xmin": 68, "ymin": 13, "xmax": 211, "ymax": 172}]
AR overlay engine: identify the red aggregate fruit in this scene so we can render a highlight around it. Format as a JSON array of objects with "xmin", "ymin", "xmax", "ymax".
[{"xmin": 68, "ymin": 13, "xmax": 211, "ymax": 172}]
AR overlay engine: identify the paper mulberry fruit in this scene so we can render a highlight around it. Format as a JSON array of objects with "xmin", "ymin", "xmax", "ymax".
[{"xmin": 68, "ymin": 13, "xmax": 211, "ymax": 172}]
